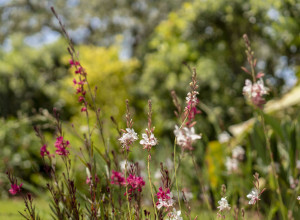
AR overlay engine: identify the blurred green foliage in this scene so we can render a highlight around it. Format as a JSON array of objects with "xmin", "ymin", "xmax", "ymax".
[{"xmin": 0, "ymin": 0, "xmax": 300, "ymax": 218}]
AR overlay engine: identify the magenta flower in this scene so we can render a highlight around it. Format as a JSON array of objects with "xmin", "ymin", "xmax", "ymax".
[
  {"xmin": 9, "ymin": 183, "xmax": 23, "ymax": 195},
  {"xmin": 126, "ymin": 174, "xmax": 145, "ymax": 192},
  {"xmin": 111, "ymin": 170, "xmax": 125, "ymax": 185},
  {"xmin": 156, "ymin": 187, "xmax": 174, "ymax": 210},
  {"xmin": 40, "ymin": 144, "xmax": 50, "ymax": 157},
  {"xmin": 55, "ymin": 136, "xmax": 70, "ymax": 156},
  {"xmin": 81, "ymin": 107, "xmax": 87, "ymax": 112}
]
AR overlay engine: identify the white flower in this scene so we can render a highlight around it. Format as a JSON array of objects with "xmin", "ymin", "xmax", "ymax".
[
  {"xmin": 217, "ymin": 197, "xmax": 231, "ymax": 212},
  {"xmin": 156, "ymin": 192, "xmax": 175, "ymax": 210},
  {"xmin": 174, "ymin": 125, "xmax": 201, "ymax": 150},
  {"xmin": 297, "ymin": 196, "xmax": 300, "ymax": 201},
  {"xmin": 118, "ymin": 128, "xmax": 138, "ymax": 148},
  {"xmin": 140, "ymin": 129, "xmax": 157, "ymax": 150},
  {"xmin": 247, "ymin": 189, "xmax": 260, "ymax": 205},
  {"xmin": 167, "ymin": 208, "xmax": 183, "ymax": 220},
  {"xmin": 119, "ymin": 160, "xmax": 132, "ymax": 172},
  {"xmin": 186, "ymin": 91, "xmax": 199, "ymax": 104},
  {"xmin": 218, "ymin": 131, "xmax": 230, "ymax": 143},
  {"xmin": 232, "ymin": 146, "xmax": 245, "ymax": 160},
  {"xmin": 243, "ymin": 79, "xmax": 269, "ymax": 106},
  {"xmin": 225, "ymin": 157, "xmax": 239, "ymax": 173}
]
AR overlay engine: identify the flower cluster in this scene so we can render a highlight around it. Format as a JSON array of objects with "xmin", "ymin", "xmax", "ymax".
[
  {"xmin": 9, "ymin": 183, "xmax": 23, "ymax": 195},
  {"xmin": 167, "ymin": 208, "xmax": 183, "ymax": 220},
  {"xmin": 184, "ymin": 68, "xmax": 201, "ymax": 126},
  {"xmin": 54, "ymin": 136, "xmax": 71, "ymax": 156},
  {"xmin": 119, "ymin": 128, "xmax": 138, "ymax": 151},
  {"xmin": 247, "ymin": 173, "xmax": 266, "ymax": 205},
  {"xmin": 70, "ymin": 60, "xmax": 87, "ymax": 112},
  {"xmin": 217, "ymin": 197, "xmax": 231, "ymax": 212},
  {"xmin": 111, "ymin": 170, "xmax": 125, "ymax": 185},
  {"xmin": 140, "ymin": 129, "xmax": 158, "ymax": 151},
  {"xmin": 40, "ymin": 144, "xmax": 50, "ymax": 158},
  {"xmin": 247, "ymin": 189, "xmax": 260, "ymax": 205},
  {"xmin": 156, "ymin": 187, "xmax": 175, "ymax": 210},
  {"xmin": 243, "ymin": 79, "xmax": 269, "ymax": 108},
  {"xmin": 125, "ymin": 174, "xmax": 145, "ymax": 197},
  {"xmin": 174, "ymin": 125, "xmax": 202, "ymax": 151}
]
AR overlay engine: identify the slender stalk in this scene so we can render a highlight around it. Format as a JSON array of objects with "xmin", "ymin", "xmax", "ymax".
[
  {"xmin": 191, "ymin": 154, "xmax": 212, "ymax": 211},
  {"xmin": 124, "ymin": 152, "xmax": 132, "ymax": 220},
  {"xmin": 147, "ymin": 154, "xmax": 158, "ymax": 218},
  {"xmin": 259, "ymin": 110, "xmax": 286, "ymax": 220},
  {"xmin": 173, "ymin": 138, "xmax": 182, "ymax": 212}
]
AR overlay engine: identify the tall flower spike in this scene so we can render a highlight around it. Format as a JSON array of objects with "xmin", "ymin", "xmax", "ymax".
[
  {"xmin": 140, "ymin": 100, "xmax": 158, "ymax": 151},
  {"xmin": 119, "ymin": 100, "xmax": 138, "ymax": 151},
  {"xmin": 184, "ymin": 68, "xmax": 201, "ymax": 126},
  {"xmin": 242, "ymin": 34, "xmax": 269, "ymax": 108}
]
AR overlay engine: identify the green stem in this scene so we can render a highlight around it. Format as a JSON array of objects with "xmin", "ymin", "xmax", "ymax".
[
  {"xmin": 147, "ymin": 154, "xmax": 158, "ymax": 218},
  {"xmin": 259, "ymin": 110, "xmax": 286, "ymax": 220},
  {"xmin": 173, "ymin": 139, "xmax": 182, "ymax": 212},
  {"xmin": 124, "ymin": 152, "xmax": 132, "ymax": 220},
  {"xmin": 191, "ymin": 153, "xmax": 212, "ymax": 211}
]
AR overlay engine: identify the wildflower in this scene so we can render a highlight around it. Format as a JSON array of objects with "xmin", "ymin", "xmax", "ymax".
[
  {"xmin": 81, "ymin": 107, "xmax": 87, "ymax": 112},
  {"xmin": 9, "ymin": 183, "xmax": 23, "ymax": 195},
  {"xmin": 218, "ymin": 131, "xmax": 230, "ymax": 143},
  {"xmin": 78, "ymin": 96, "xmax": 84, "ymax": 102},
  {"xmin": 185, "ymin": 91, "xmax": 201, "ymax": 125},
  {"xmin": 225, "ymin": 157, "xmax": 239, "ymax": 173},
  {"xmin": 40, "ymin": 144, "xmax": 50, "ymax": 157},
  {"xmin": 156, "ymin": 187, "xmax": 175, "ymax": 210},
  {"xmin": 119, "ymin": 128, "xmax": 138, "ymax": 150},
  {"xmin": 174, "ymin": 125, "xmax": 201, "ymax": 150},
  {"xmin": 167, "ymin": 208, "xmax": 183, "ymax": 220},
  {"xmin": 185, "ymin": 91, "xmax": 199, "ymax": 105},
  {"xmin": 55, "ymin": 136, "xmax": 70, "ymax": 156},
  {"xmin": 243, "ymin": 79, "xmax": 269, "ymax": 108},
  {"xmin": 297, "ymin": 196, "xmax": 300, "ymax": 201},
  {"xmin": 247, "ymin": 189, "xmax": 260, "ymax": 205},
  {"xmin": 232, "ymin": 146, "xmax": 245, "ymax": 160},
  {"xmin": 125, "ymin": 174, "xmax": 145, "ymax": 196},
  {"xmin": 111, "ymin": 170, "xmax": 125, "ymax": 185},
  {"xmin": 140, "ymin": 129, "xmax": 158, "ymax": 151},
  {"xmin": 217, "ymin": 197, "xmax": 231, "ymax": 211}
]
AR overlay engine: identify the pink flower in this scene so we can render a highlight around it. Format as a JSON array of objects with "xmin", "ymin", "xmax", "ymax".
[
  {"xmin": 184, "ymin": 92, "xmax": 201, "ymax": 125},
  {"xmin": 55, "ymin": 136, "xmax": 70, "ymax": 156},
  {"xmin": 111, "ymin": 170, "xmax": 125, "ymax": 185},
  {"xmin": 40, "ymin": 144, "xmax": 50, "ymax": 157},
  {"xmin": 243, "ymin": 79, "xmax": 269, "ymax": 108},
  {"xmin": 156, "ymin": 187, "xmax": 175, "ymax": 210},
  {"xmin": 81, "ymin": 107, "xmax": 87, "ymax": 112},
  {"xmin": 124, "ymin": 174, "xmax": 145, "ymax": 199},
  {"xmin": 9, "ymin": 183, "xmax": 23, "ymax": 195},
  {"xmin": 126, "ymin": 174, "xmax": 145, "ymax": 192},
  {"xmin": 78, "ymin": 96, "xmax": 84, "ymax": 102}
]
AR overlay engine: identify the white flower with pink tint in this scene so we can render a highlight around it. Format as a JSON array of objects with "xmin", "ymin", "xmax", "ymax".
[
  {"xmin": 243, "ymin": 79, "xmax": 269, "ymax": 107},
  {"xmin": 174, "ymin": 125, "xmax": 201, "ymax": 150}
]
